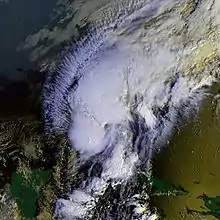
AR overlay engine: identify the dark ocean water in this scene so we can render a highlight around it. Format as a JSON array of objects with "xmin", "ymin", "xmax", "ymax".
[{"xmin": 0, "ymin": 0, "xmax": 57, "ymax": 80}]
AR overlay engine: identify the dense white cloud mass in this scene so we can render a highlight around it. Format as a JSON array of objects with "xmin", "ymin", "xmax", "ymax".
[{"xmin": 43, "ymin": 0, "xmax": 220, "ymax": 219}]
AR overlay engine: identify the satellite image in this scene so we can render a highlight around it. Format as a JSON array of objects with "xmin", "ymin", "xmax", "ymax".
[{"xmin": 0, "ymin": 0, "xmax": 220, "ymax": 219}]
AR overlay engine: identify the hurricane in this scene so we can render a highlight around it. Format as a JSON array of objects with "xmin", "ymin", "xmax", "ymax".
[{"xmin": 42, "ymin": 0, "xmax": 220, "ymax": 219}]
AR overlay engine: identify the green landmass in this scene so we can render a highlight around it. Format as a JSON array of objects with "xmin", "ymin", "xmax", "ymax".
[{"xmin": 0, "ymin": 69, "xmax": 78, "ymax": 219}]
